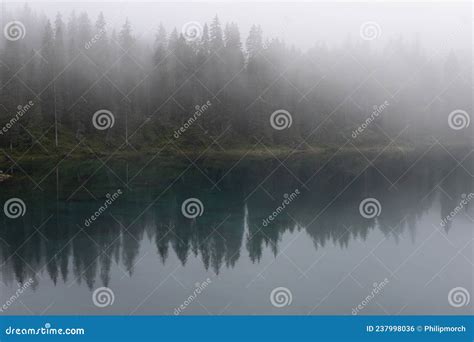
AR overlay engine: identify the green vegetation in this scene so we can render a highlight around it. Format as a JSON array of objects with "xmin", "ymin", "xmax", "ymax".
[{"xmin": 0, "ymin": 5, "xmax": 470, "ymax": 163}]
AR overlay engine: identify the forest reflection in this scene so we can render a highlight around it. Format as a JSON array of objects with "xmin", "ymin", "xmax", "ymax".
[{"xmin": 0, "ymin": 148, "xmax": 472, "ymax": 290}]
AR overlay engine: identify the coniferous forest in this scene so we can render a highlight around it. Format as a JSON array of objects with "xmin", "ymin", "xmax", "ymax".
[
  {"xmin": 0, "ymin": 3, "xmax": 473, "ymax": 319},
  {"xmin": 0, "ymin": 4, "xmax": 471, "ymax": 155}
]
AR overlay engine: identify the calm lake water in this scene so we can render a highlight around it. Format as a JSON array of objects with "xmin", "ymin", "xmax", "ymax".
[{"xmin": 0, "ymin": 148, "xmax": 472, "ymax": 315}]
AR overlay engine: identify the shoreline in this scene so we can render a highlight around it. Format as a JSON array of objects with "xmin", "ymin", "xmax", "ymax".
[
  {"xmin": 0, "ymin": 144, "xmax": 413, "ymax": 161},
  {"xmin": 0, "ymin": 143, "xmax": 470, "ymax": 167}
]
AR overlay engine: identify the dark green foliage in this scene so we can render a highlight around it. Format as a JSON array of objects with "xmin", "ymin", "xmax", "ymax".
[{"xmin": 0, "ymin": 6, "xmax": 471, "ymax": 155}]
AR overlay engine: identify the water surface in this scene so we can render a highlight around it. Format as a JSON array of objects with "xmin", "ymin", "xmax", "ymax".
[{"xmin": 0, "ymin": 148, "xmax": 472, "ymax": 315}]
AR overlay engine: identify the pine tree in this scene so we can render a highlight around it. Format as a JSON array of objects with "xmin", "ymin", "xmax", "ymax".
[
  {"xmin": 40, "ymin": 20, "xmax": 55, "ymax": 126},
  {"xmin": 209, "ymin": 15, "xmax": 224, "ymax": 52},
  {"xmin": 246, "ymin": 25, "xmax": 263, "ymax": 59},
  {"xmin": 53, "ymin": 13, "xmax": 66, "ymax": 146}
]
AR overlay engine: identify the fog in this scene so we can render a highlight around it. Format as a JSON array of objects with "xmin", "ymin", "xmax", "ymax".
[
  {"xmin": 3, "ymin": 1, "xmax": 471, "ymax": 52},
  {"xmin": 0, "ymin": 1, "xmax": 471, "ymax": 151}
]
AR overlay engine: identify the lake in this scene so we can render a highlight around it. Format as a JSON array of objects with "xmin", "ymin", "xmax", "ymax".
[{"xmin": 0, "ymin": 147, "xmax": 472, "ymax": 315}]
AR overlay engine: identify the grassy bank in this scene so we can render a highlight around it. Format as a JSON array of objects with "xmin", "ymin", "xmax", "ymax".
[{"xmin": 0, "ymin": 143, "xmax": 417, "ymax": 164}]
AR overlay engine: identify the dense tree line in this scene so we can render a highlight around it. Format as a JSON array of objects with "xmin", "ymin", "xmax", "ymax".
[{"xmin": 0, "ymin": 5, "xmax": 471, "ymax": 153}]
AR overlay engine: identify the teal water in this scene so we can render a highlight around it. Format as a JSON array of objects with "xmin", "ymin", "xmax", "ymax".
[{"xmin": 0, "ymin": 148, "xmax": 472, "ymax": 315}]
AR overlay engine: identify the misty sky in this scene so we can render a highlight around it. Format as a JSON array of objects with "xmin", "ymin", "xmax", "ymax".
[{"xmin": 2, "ymin": 1, "xmax": 471, "ymax": 54}]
